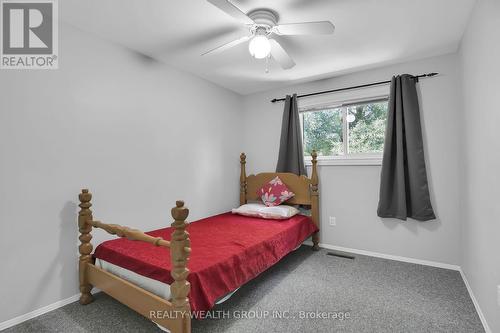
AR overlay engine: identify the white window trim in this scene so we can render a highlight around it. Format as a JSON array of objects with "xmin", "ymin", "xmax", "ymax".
[
  {"xmin": 299, "ymin": 87, "xmax": 389, "ymax": 166},
  {"xmin": 304, "ymin": 154, "xmax": 382, "ymax": 166}
]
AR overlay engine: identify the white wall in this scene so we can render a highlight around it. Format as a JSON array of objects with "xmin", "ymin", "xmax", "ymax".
[
  {"xmin": 242, "ymin": 54, "xmax": 462, "ymax": 265},
  {"xmin": 459, "ymin": 0, "xmax": 500, "ymax": 331},
  {"xmin": 0, "ymin": 23, "xmax": 243, "ymax": 323}
]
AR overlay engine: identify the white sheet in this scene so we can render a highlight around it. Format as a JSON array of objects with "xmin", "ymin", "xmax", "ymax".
[{"xmin": 95, "ymin": 258, "xmax": 171, "ymax": 300}]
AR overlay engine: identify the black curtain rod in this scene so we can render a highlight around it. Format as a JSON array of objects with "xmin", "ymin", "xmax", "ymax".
[{"xmin": 270, "ymin": 72, "xmax": 439, "ymax": 103}]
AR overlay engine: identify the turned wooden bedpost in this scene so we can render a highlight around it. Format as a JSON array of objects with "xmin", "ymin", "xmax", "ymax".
[
  {"xmin": 170, "ymin": 200, "xmax": 191, "ymax": 331},
  {"xmin": 78, "ymin": 189, "xmax": 94, "ymax": 304},
  {"xmin": 310, "ymin": 151, "xmax": 320, "ymax": 251},
  {"xmin": 240, "ymin": 153, "xmax": 247, "ymax": 205}
]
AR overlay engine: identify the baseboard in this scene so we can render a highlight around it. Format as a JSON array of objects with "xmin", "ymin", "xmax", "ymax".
[
  {"xmin": 459, "ymin": 269, "xmax": 492, "ymax": 333},
  {"xmin": 304, "ymin": 241, "xmax": 460, "ymax": 271},
  {"xmin": 0, "ymin": 290, "xmax": 99, "ymax": 331}
]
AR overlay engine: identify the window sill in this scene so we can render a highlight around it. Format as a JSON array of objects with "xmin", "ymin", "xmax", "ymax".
[{"xmin": 304, "ymin": 156, "xmax": 382, "ymax": 166}]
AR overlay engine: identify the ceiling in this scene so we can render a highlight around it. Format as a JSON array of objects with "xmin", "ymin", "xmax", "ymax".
[{"xmin": 62, "ymin": 0, "xmax": 476, "ymax": 95}]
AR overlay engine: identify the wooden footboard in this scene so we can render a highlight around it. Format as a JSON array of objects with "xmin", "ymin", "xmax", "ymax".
[{"xmin": 78, "ymin": 190, "xmax": 191, "ymax": 333}]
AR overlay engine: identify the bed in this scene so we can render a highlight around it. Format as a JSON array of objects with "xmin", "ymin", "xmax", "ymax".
[{"xmin": 77, "ymin": 152, "xmax": 320, "ymax": 333}]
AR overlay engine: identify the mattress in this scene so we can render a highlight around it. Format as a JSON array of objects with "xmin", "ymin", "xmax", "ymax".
[
  {"xmin": 94, "ymin": 212, "xmax": 318, "ymax": 312},
  {"xmin": 94, "ymin": 242, "xmax": 304, "ymax": 303}
]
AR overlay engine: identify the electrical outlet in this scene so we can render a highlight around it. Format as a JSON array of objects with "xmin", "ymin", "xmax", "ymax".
[{"xmin": 329, "ymin": 216, "xmax": 336, "ymax": 226}]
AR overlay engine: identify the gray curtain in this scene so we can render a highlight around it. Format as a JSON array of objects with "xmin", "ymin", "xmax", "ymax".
[
  {"xmin": 276, "ymin": 94, "xmax": 307, "ymax": 175},
  {"xmin": 377, "ymin": 75, "xmax": 436, "ymax": 221}
]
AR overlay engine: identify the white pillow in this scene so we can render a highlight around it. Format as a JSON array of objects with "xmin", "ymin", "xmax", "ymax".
[{"xmin": 232, "ymin": 203, "xmax": 299, "ymax": 220}]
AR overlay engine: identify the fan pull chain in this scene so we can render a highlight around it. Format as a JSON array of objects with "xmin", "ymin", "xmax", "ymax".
[{"xmin": 265, "ymin": 55, "xmax": 270, "ymax": 74}]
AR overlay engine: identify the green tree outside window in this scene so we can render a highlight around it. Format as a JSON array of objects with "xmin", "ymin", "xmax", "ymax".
[{"xmin": 301, "ymin": 100, "xmax": 388, "ymax": 157}]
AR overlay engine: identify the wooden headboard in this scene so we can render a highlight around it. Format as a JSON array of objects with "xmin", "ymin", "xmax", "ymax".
[{"xmin": 239, "ymin": 152, "xmax": 320, "ymax": 251}]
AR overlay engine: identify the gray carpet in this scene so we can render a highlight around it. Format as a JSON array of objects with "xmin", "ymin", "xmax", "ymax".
[{"xmin": 3, "ymin": 246, "xmax": 484, "ymax": 333}]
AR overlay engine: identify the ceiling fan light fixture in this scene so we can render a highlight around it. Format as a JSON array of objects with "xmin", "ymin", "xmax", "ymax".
[
  {"xmin": 205, "ymin": 1, "xmax": 335, "ymax": 70},
  {"xmin": 248, "ymin": 35, "xmax": 271, "ymax": 59}
]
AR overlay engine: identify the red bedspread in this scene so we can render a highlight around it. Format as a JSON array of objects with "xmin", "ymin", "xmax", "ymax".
[{"xmin": 93, "ymin": 212, "xmax": 317, "ymax": 312}]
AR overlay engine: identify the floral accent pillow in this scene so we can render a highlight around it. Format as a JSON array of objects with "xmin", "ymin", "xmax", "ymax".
[{"xmin": 257, "ymin": 176, "xmax": 295, "ymax": 207}]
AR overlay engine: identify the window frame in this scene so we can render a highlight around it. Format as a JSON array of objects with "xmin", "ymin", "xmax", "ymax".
[{"xmin": 300, "ymin": 95, "xmax": 389, "ymax": 166}]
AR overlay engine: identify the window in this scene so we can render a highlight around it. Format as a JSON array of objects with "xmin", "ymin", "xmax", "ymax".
[{"xmin": 300, "ymin": 98, "xmax": 388, "ymax": 165}]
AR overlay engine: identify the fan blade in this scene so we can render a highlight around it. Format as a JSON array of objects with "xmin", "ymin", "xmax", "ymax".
[
  {"xmin": 207, "ymin": 0, "xmax": 254, "ymax": 25},
  {"xmin": 273, "ymin": 21, "xmax": 335, "ymax": 35},
  {"xmin": 202, "ymin": 35, "xmax": 251, "ymax": 56},
  {"xmin": 269, "ymin": 39, "xmax": 296, "ymax": 70}
]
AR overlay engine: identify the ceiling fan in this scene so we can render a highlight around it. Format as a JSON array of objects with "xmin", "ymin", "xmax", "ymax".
[{"xmin": 203, "ymin": 0, "xmax": 335, "ymax": 70}]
